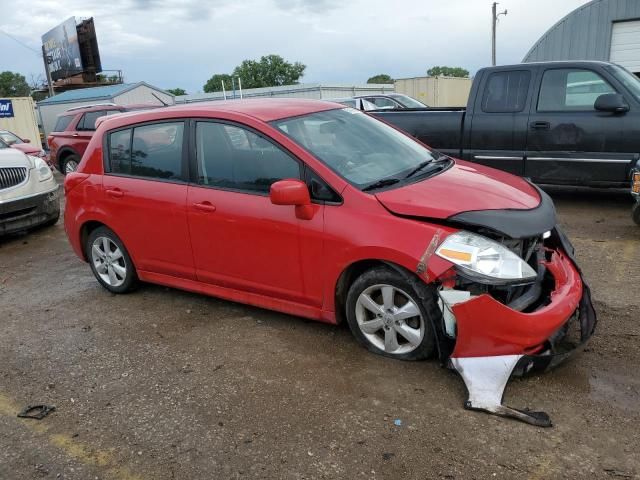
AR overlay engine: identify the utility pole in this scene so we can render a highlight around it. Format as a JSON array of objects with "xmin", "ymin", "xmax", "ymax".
[
  {"xmin": 491, "ymin": 2, "xmax": 508, "ymax": 66},
  {"xmin": 41, "ymin": 45, "xmax": 55, "ymax": 97}
]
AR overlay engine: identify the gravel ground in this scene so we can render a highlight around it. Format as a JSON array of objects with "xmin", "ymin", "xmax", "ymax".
[{"xmin": 0, "ymin": 177, "xmax": 638, "ymax": 480}]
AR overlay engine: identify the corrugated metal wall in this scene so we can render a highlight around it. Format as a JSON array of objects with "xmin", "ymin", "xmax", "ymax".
[
  {"xmin": 176, "ymin": 84, "xmax": 395, "ymax": 104},
  {"xmin": 523, "ymin": 0, "xmax": 640, "ymax": 68},
  {"xmin": 0, "ymin": 97, "xmax": 41, "ymax": 146},
  {"xmin": 394, "ymin": 77, "xmax": 473, "ymax": 107}
]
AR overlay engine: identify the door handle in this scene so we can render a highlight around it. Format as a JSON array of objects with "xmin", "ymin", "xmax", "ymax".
[
  {"xmin": 193, "ymin": 201, "xmax": 216, "ymax": 213},
  {"xmin": 106, "ymin": 188, "xmax": 124, "ymax": 198},
  {"xmin": 530, "ymin": 121, "xmax": 550, "ymax": 130},
  {"xmin": 72, "ymin": 133, "xmax": 79, "ymax": 137}
]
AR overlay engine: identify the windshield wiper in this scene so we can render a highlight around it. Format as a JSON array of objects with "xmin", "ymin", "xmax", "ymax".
[
  {"xmin": 404, "ymin": 161, "xmax": 432, "ymax": 179},
  {"xmin": 404, "ymin": 155, "xmax": 450, "ymax": 179},
  {"xmin": 362, "ymin": 178, "xmax": 400, "ymax": 192}
]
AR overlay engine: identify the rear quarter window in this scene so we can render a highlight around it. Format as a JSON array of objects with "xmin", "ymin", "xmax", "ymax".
[{"xmin": 54, "ymin": 115, "xmax": 75, "ymax": 132}]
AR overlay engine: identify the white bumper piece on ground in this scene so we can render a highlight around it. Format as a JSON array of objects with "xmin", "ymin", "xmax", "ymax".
[{"xmin": 450, "ymin": 355, "xmax": 553, "ymax": 427}]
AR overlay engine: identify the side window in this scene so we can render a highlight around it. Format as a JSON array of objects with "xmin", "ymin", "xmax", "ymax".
[
  {"xmin": 538, "ymin": 69, "xmax": 616, "ymax": 111},
  {"xmin": 131, "ymin": 122, "xmax": 184, "ymax": 180},
  {"xmin": 107, "ymin": 122, "xmax": 184, "ymax": 180},
  {"xmin": 54, "ymin": 115, "xmax": 74, "ymax": 132},
  {"xmin": 481, "ymin": 70, "xmax": 531, "ymax": 113},
  {"xmin": 109, "ymin": 129, "xmax": 132, "ymax": 174},
  {"xmin": 368, "ymin": 97, "xmax": 398, "ymax": 108},
  {"xmin": 78, "ymin": 110, "xmax": 106, "ymax": 131},
  {"xmin": 305, "ymin": 168, "xmax": 341, "ymax": 203},
  {"xmin": 196, "ymin": 122, "xmax": 301, "ymax": 193}
]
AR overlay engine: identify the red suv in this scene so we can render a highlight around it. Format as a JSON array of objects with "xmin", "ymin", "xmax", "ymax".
[
  {"xmin": 47, "ymin": 103, "xmax": 160, "ymax": 174},
  {"xmin": 64, "ymin": 99, "xmax": 595, "ymax": 426}
]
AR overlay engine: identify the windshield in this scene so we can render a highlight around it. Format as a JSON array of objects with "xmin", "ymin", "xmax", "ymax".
[
  {"xmin": 0, "ymin": 131, "xmax": 22, "ymax": 145},
  {"xmin": 391, "ymin": 94, "xmax": 428, "ymax": 108},
  {"xmin": 605, "ymin": 64, "xmax": 640, "ymax": 102},
  {"xmin": 272, "ymin": 108, "xmax": 438, "ymax": 188}
]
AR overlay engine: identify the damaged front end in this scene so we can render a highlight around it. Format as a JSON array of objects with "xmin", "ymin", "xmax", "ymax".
[{"xmin": 425, "ymin": 188, "xmax": 597, "ymax": 427}]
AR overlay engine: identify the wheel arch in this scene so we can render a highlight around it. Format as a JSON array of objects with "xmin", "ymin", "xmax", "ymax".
[
  {"xmin": 56, "ymin": 147, "xmax": 80, "ymax": 171},
  {"xmin": 334, "ymin": 259, "xmax": 424, "ymax": 325}
]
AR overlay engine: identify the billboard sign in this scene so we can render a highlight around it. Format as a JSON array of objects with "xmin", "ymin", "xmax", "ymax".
[
  {"xmin": 0, "ymin": 100, "xmax": 14, "ymax": 118},
  {"xmin": 42, "ymin": 17, "xmax": 83, "ymax": 81}
]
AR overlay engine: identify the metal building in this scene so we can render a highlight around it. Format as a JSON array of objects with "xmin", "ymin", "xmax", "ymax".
[
  {"xmin": 523, "ymin": 0, "xmax": 640, "ymax": 74},
  {"xmin": 37, "ymin": 82, "xmax": 174, "ymax": 136},
  {"xmin": 176, "ymin": 83, "xmax": 394, "ymax": 104}
]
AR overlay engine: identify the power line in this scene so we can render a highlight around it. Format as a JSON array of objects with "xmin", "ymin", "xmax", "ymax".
[{"xmin": 0, "ymin": 29, "xmax": 42, "ymax": 57}]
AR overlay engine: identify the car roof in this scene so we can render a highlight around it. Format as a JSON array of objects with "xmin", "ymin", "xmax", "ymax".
[{"xmin": 102, "ymin": 98, "xmax": 344, "ymax": 126}]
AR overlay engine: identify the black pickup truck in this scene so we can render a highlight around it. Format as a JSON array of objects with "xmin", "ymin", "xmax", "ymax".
[{"xmin": 372, "ymin": 61, "xmax": 640, "ymax": 188}]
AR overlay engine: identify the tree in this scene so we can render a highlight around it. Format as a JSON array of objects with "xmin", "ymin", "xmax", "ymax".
[
  {"xmin": 203, "ymin": 74, "xmax": 233, "ymax": 93},
  {"xmin": 0, "ymin": 71, "xmax": 31, "ymax": 97},
  {"xmin": 166, "ymin": 88, "xmax": 187, "ymax": 96},
  {"xmin": 367, "ymin": 74, "xmax": 394, "ymax": 84},
  {"xmin": 427, "ymin": 66, "xmax": 469, "ymax": 78},
  {"xmin": 232, "ymin": 54, "xmax": 306, "ymax": 89}
]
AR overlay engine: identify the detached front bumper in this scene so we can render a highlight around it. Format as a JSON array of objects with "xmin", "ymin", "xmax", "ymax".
[
  {"xmin": 0, "ymin": 187, "xmax": 60, "ymax": 235},
  {"xmin": 435, "ymin": 228, "xmax": 596, "ymax": 426}
]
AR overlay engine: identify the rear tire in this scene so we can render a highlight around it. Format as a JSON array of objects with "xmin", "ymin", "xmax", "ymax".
[
  {"xmin": 633, "ymin": 202, "xmax": 640, "ymax": 226},
  {"xmin": 61, "ymin": 154, "xmax": 80, "ymax": 175},
  {"xmin": 86, "ymin": 226, "xmax": 138, "ymax": 293},
  {"xmin": 345, "ymin": 266, "xmax": 437, "ymax": 361}
]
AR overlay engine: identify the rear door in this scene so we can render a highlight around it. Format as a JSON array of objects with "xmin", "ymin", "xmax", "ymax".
[
  {"xmin": 525, "ymin": 67, "xmax": 632, "ymax": 185},
  {"xmin": 102, "ymin": 120, "xmax": 195, "ymax": 280},
  {"xmin": 464, "ymin": 69, "xmax": 533, "ymax": 175}
]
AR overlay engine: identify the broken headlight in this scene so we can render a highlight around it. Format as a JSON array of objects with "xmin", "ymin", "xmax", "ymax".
[{"xmin": 436, "ymin": 231, "xmax": 537, "ymax": 284}]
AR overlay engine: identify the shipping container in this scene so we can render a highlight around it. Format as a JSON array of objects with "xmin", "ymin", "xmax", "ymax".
[
  {"xmin": 0, "ymin": 97, "xmax": 42, "ymax": 146},
  {"xmin": 394, "ymin": 76, "xmax": 473, "ymax": 107}
]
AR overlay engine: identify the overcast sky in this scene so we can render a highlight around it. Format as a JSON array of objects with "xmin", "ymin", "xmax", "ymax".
[{"xmin": 1, "ymin": 0, "xmax": 590, "ymax": 94}]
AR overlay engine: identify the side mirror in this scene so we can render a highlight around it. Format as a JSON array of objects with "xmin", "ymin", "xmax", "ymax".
[
  {"xmin": 22, "ymin": 138, "xmax": 31, "ymax": 143},
  {"xmin": 594, "ymin": 93, "xmax": 629, "ymax": 114},
  {"xmin": 270, "ymin": 179, "xmax": 314, "ymax": 220}
]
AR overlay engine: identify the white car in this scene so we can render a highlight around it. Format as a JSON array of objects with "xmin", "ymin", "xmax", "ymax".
[{"xmin": 0, "ymin": 141, "xmax": 60, "ymax": 236}]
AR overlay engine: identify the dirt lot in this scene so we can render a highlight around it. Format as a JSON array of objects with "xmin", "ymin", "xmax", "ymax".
[{"xmin": 0, "ymin": 177, "xmax": 638, "ymax": 480}]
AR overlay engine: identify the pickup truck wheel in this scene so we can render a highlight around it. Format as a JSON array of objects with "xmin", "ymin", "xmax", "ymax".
[
  {"xmin": 633, "ymin": 203, "xmax": 640, "ymax": 226},
  {"xmin": 61, "ymin": 154, "xmax": 80, "ymax": 175},
  {"xmin": 345, "ymin": 266, "xmax": 436, "ymax": 360},
  {"xmin": 87, "ymin": 226, "xmax": 138, "ymax": 293}
]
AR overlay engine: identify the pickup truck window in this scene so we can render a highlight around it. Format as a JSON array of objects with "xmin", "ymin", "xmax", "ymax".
[
  {"xmin": 538, "ymin": 69, "xmax": 616, "ymax": 112},
  {"xmin": 481, "ymin": 70, "xmax": 531, "ymax": 113},
  {"xmin": 605, "ymin": 64, "xmax": 640, "ymax": 103}
]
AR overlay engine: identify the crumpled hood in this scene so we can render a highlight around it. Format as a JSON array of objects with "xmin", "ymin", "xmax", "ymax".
[
  {"xmin": 0, "ymin": 148, "xmax": 34, "ymax": 168},
  {"xmin": 375, "ymin": 160, "xmax": 541, "ymax": 219}
]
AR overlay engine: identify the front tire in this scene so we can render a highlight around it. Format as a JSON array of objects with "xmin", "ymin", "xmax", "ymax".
[
  {"xmin": 86, "ymin": 226, "xmax": 138, "ymax": 293},
  {"xmin": 345, "ymin": 266, "xmax": 437, "ymax": 361}
]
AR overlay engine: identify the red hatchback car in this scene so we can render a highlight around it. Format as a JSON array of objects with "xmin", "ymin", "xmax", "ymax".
[{"xmin": 64, "ymin": 99, "xmax": 595, "ymax": 426}]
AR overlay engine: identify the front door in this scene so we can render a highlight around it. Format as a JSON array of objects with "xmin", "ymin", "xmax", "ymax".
[
  {"xmin": 526, "ymin": 67, "xmax": 632, "ymax": 185},
  {"xmin": 102, "ymin": 120, "xmax": 195, "ymax": 280},
  {"xmin": 186, "ymin": 120, "xmax": 325, "ymax": 307},
  {"xmin": 465, "ymin": 69, "xmax": 533, "ymax": 176}
]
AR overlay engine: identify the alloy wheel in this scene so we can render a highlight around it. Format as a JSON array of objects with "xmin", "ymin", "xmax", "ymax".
[
  {"xmin": 91, "ymin": 236, "xmax": 127, "ymax": 287},
  {"xmin": 355, "ymin": 284, "xmax": 425, "ymax": 355},
  {"xmin": 65, "ymin": 160, "xmax": 79, "ymax": 174}
]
